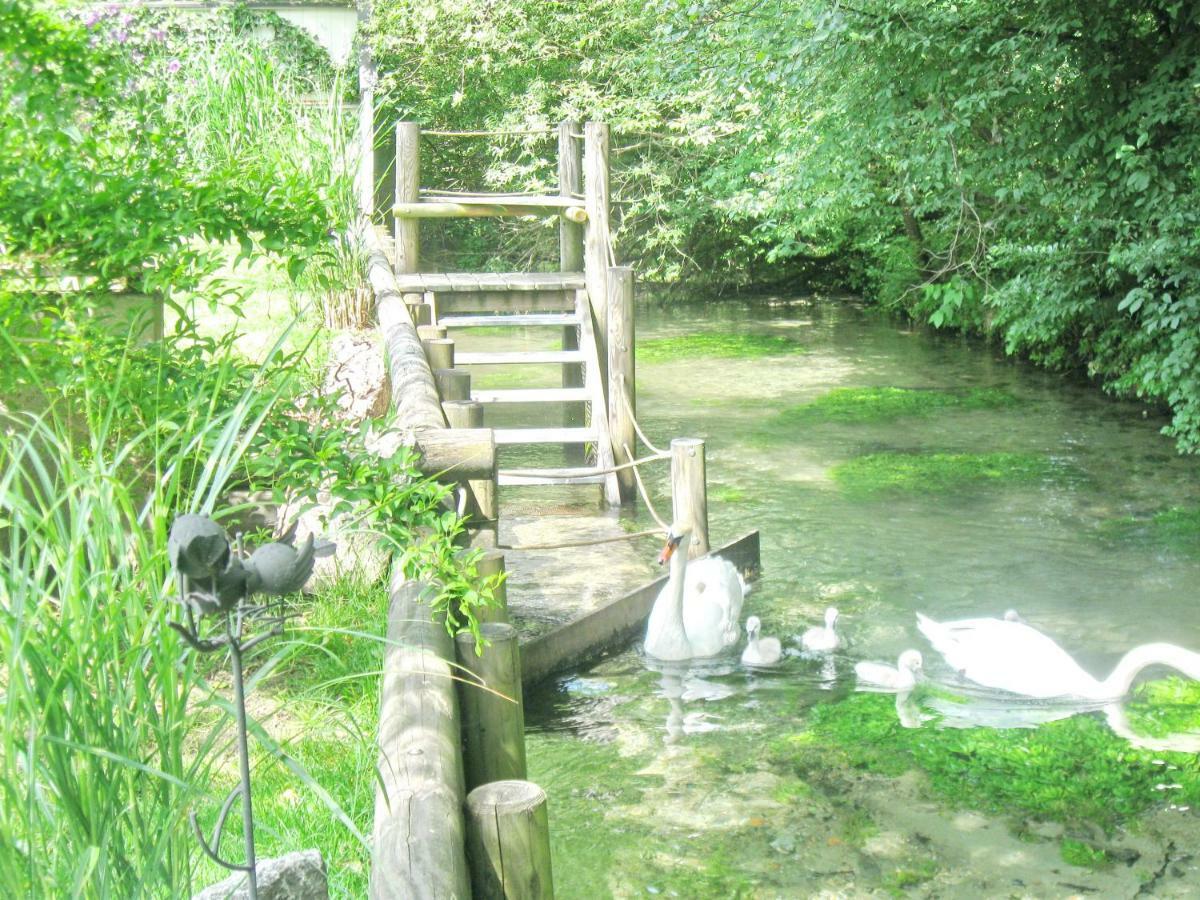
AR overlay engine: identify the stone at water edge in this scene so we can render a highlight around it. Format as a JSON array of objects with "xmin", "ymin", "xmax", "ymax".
[{"xmin": 192, "ymin": 849, "xmax": 328, "ymax": 900}]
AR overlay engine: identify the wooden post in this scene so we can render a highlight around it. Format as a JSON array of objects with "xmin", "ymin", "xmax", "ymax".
[
  {"xmin": 417, "ymin": 324, "xmax": 448, "ymax": 341},
  {"xmin": 356, "ymin": 1, "xmax": 376, "ymax": 217},
  {"xmin": 454, "ymin": 623, "xmax": 527, "ymax": 791},
  {"xmin": 423, "ymin": 337, "xmax": 455, "ymax": 372},
  {"xmin": 671, "ymin": 438, "xmax": 708, "ymax": 558},
  {"xmin": 474, "ymin": 550, "xmax": 508, "ymax": 623},
  {"xmin": 435, "ymin": 368, "xmax": 471, "ymax": 403},
  {"xmin": 583, "ymin": 122, "xmax": 611, "ymax": 390},
  {"xmin": 606, "ymin": 266, "xmax": 635, "ymax": 501},
  {"xmin": 465, "ymin": 780, "xmax": 554, "ymax": 900},
  {"xmin": 394, "ymin": 122, "xmax": 420, "ymax": 274},
  {"xmin": 560, "ymin": 120, "xmax": 585, "ymax": 446},
  {"xmin": 407, "ymin": 302, "xmax": 432, "ymax": 327},
  {"xmin": 370, "ymin": 577, "xmax": 470, "ymax": 899},
  {"xmin": 444, "ymin": 400, "xmax": 498, "ymax": 526}
]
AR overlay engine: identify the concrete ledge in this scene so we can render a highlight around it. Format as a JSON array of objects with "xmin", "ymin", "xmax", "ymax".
[{"xmin": 519, "ymin": 531, "xmax": 760, "ymax": 685}]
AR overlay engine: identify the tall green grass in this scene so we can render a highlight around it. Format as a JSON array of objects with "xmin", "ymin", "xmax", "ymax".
[
  {"xmin": 0, "ymin": 331, "xmax": 289, "ymax": 897},
  {"xmin": 167, "ymin": 41, "xmax": 369, "ymax": 329}
]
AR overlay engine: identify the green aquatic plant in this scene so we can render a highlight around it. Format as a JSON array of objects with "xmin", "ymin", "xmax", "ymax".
[
  {"xmin": 772, "ymin": 692, "xmax": 1200, "ymax": 830},
  {"xmin": 831, "ymin": 452, "xmax": 1055, "ymax": 496},
  {"xmin": 778, "ymin": 387, "xmax": 1017, "ymax": 424},
  {"xmin": 1060, "ymin": 838, "xmax": 1111, "ymax": 869},
  {"xmin": 1097, "ymin": 506, "xmax": 1200, "ymax": 554},
  {"xmin": 884, "ymin": 859, "xmax": 939, "ymax": 894},
  {"xmin": 1124, "ymin": 677, "xmax": 1200, "ymax": 738},
  {"xmin": 638, "ymin": 331, "xmax": 805, "ymax": 363}
]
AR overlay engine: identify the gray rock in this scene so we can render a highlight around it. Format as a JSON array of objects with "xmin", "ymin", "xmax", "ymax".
[
  {"xmin": 192, "ymin": 849, "xmax": 328, "ymax": 900},
  {"xmin": 323, "ymin": 332, "xmax": 389, "ymax": 423}
]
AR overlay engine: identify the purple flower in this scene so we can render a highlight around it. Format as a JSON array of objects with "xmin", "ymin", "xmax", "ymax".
[
  {"xmin": 83, "ymin": 10, "xmax": 101, "ymax": 27},
  {"xmin": 114, "ymin": 29, "xmax": 129, "ymax": 44},
  {"xmin": 119, "ymin": 13, "xmax": 134, "ymax": 27},
  {"xmin": 150, "ymin": 28, "xmax": 167, "ymax": 42},
  {"xmin": 166, "ymin": 59, "xmax": 181, "ymax": 74}
]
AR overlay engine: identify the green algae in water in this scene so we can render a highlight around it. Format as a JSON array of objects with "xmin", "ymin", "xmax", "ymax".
[
  {"xmin": 1097, "ymin": 506, "xmax": 1200, "ymax": 555},
  {"xmin": 1060, "ymin": 838, "xmax": 1112, "ymax": 869},
  {"xmin": 778, "ymin": 386, "xmax": 1017, "ymax": 424},
  {"xmin": 1124, "ymin": 676, "xmax": 1200, "ymax": 737},
  {"xmin": 638, "ymin": 331, "xmax": 805, "ymax": 362},
  {"xmin": 770, "ymin": 691, "xmax": 1200, "ymax": 830},
  {"xmin": 832, "ymin": 451, "xmax": 1055, "ymax": 496}
]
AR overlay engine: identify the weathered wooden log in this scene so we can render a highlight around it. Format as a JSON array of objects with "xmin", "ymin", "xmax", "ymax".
[
  {"xmin": 671, "ymin": 437, "xmax": 708, "ymax": 557},
  {"xmin": 413, "ymin": 427, "xmax": 495, "ymax": 480},
  {"xmin": 465, "ymin": 780, "xmax": 554, "ymax": 900},
  {"xmin": 370, "ymin": 576, "xmax": 470, "ymax": 900},
  {"xmin": 455, "ymin": 622, "xmax": 527, "ymax": 792},
  {"xmin": 558, "ymin": 119, "xmax": 584, "ymax": 272},
  {"xmin": 394, "ymin": 122, "xmax": 420, "ymax": 274},
  {"xmin": 393, "ymin": 201, "xmax": 586, "ymax": 221},
  {"xmin": 407, "ymin": 302, "xmax": 432, "ymax": 327},
  {"xmin": 606, "ymin": 266, "xmax": 635, "ymax": 501},
  {"xmin": 423, "ymin": 337, "xmax": 455, "ymax": 372}
]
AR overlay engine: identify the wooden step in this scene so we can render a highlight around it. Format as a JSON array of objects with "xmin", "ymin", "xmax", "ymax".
[
  {"xmin": 499, "ymin": 467, "xmax": 607, "ymax": 486},
  {"xmin": 456, "ymin": 350, "xmax": 586, "ymax": 365},
  {"xmin": 472, "ymin": 387, "xmax": 588, "ymax": 404},
  {"xmin": 440, "ymin": 313, "xmax": 578, "ymax": 328},
  {"xmin": 394, "ymin": 272, "xmax": 585, "ymax": 293},
  {"xmin": 493, "ymin": 427, "xmax": 596, "ymax": 445}
]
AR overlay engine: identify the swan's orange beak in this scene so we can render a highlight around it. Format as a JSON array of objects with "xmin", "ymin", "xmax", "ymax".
[{"xmin": 658, "ymin": 534, "xmax": 681, "ymax": 566}]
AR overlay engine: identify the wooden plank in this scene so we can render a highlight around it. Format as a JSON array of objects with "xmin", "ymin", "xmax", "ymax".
[
  {"xmin": 583, "ymin": 122, "xmax": 612, "ymax": 380},
  {"xmin": 418, "ymin": 193, "xmax": 579, "ymax": 208},
  {"xmin": 456, "ymin": 350, "xmax": 586, "ymax": 365},
  {"xmin": 498, "ymin": 470, "xmax": 606, "ymax": 486},
  {"xmin": 440, "ymin": 313, "xmax": 578, "ymax": 328},
  {"xmin": 394, "ymin": 123, "xmax": 420, "ymax": 274},
  {"xmin": 437, "ymin": 291, "xmax": 577, "ymax": 314},
  {"xmin": 519, "ymin": 531, "xmax": 761, "ymax": 685},
  {"xmin": 576, "ymin": 288, "xmax": 622, "ymax": 505},
  {"xmin": 394, "ymin": 273, "xmax": 585, "ymax": 293},
  {"xmin": 493, "ymin": 427, "xmax": 596, "ymax": 445},
  {"xmin": 559, "ymin": 119, "xmax": 585, "ymax": 273},
  {"xmin": 370, "ymin": 577, "xmax": 470, "ymax": 899},
  {"xmin": 473, "ymin": 388, "xmax": 588, "ymax": 404}
]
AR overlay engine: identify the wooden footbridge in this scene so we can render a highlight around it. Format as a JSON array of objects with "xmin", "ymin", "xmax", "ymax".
[
  {"xmin": 363, "ymin": 120, "xmax": 758, "ymax": 900},
  {"xmin": 380, "ymin": 120, "xmax": 638, "ymax": 513}
]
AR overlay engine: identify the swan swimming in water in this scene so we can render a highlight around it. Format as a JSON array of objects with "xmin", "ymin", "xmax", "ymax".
[
  {"xmin": 801, "ymin": 607, "xmax": 841, "ymax": 652},
  {"xmin": 917, "ymin": 612, "xmax": 1200, "ymax": 701},
  {"xmin": 741, "ymin": 616, "xmax": 782, "ymax": 667},
  {"xmin": 644, "ymin": 523, "xmax": 745, "ymax": 661},
  {"xmin": 855, "ymin": 650, "xmax": 923, "ymax": 691}
]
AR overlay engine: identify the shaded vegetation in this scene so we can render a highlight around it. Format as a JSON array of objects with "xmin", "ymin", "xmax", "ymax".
[
  {"xmin": 779, "ymin": 387, "xmax": 1018, "ymax": 424},
  {"xmin": 831, "ymin": 452, "xmax": 1056, "ymax": 496}
]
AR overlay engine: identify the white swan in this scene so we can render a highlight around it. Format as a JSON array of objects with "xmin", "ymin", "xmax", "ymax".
[
  {"xmin": 801, "ymin": 606, "xmax": 841, "ymax": 652},
  {"xmin": 855, "ymin": 650, "xmax": 923, "ymax": 691},
  {"xmin": 917, "ymin": 612, "xmax": 1200, "ymax": 701},
  {"xmin": 741, "ymin": 616, "xmax": 782, "ymax": 667},
  {"xmin": 644, "ymin": 524, "xmax": 745, "ymax": 661}
]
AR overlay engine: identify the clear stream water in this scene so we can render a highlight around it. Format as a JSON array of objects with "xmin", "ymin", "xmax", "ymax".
[{"xmin": 462, "ymin": 295, "xmax": 1200, "ymax": 898}]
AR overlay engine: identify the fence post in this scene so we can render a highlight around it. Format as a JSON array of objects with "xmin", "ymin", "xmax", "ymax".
[
  {"xmin": 394, "ymin": 122, "xmax": 420, "ymax": 275},
  {"xmin": 607, "ymin": 267, "xmax": 635, "ymax": 501},
  {"xmin": 443, "ymin": 400, "xmax": 498, "ymax": 527},
  {"xmin": 454, "ymin": 623, "xmax": 527, "ymax": 791},
  {"xmin": 559, "ymin": 120, "xmax": 585, "ymax": 447},
  {"xmin": 671, "ymin": 438, "xmax": 708, "ymax": 558},
  {"xmin": 465, "ymin": 780, "xmax": 554, "ymax": 900},
  {"xmin": 583, "ymin": 122, "xmax": 611, "ymax": 391}
]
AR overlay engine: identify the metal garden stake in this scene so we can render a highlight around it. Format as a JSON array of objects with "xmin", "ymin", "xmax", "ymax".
[{"xmin": 167, "ymin": 514, "xmax": 333, "ymax": 899}]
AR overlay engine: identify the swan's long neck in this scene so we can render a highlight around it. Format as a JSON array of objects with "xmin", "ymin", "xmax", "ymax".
[
  {"xmin": 1100, "ymin": 643, "xmax": 1200, "ymax": 698},
  {"xmin": 664, "ymin": 534, "xmax": 690, "ymax": 628}
]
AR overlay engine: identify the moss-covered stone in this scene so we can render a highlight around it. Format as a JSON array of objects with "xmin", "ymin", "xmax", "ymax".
[
  {"xmin": 778, "ymin": 386, "xmax": 1017, "ymax": 424},
  {"xmin": 1097, "ymin": 506, "xmax": 1200, "ymax": 554},
  {"xmin": 638, "ymin": 331, "xmax": 805, "ymax": 362},
  {"xmin": 831, "ymin": 451, "xmax": 1055, "ymax": 495},
  {"xmin": 1060, "ymin": 838, "xmax": 1112, "ymax": 869}
]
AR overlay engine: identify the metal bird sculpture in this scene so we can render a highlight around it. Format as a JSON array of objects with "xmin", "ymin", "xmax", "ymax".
[{"xmin": 168, "ymin": 514, "xmax": 231, "ymax": 582}]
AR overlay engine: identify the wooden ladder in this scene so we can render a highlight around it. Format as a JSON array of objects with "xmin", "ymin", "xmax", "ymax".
[{"xmin": 388, "ymin": 119, "xmax": 636, "ymax": 508}]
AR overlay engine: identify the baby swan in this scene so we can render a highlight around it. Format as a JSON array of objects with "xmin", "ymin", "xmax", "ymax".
[
  {"xmin": 801, "ymin": 606, "xmax": 842, "ymax": 652},
  {"xmin": 741, "ymin": 616, "xmax": 782, "ymax": 667},
  {"xmin": 855, "ymin": 650, "xmax": 923, "ymax": 691}
]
